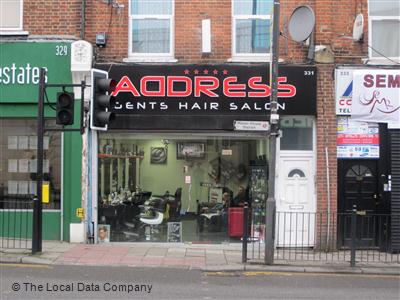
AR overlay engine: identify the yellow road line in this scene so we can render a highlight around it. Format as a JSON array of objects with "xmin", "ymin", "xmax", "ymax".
[
  {"xmin": 242, "ymin": 271, "xmax": 399, "ymax": 279},
  {"xmin": 0, "ymin": 263, "xmax": 51, "ymax": 269},
  {"xmin": 204, "ymin": 270, "xmax": 399, "ymax": 280}
]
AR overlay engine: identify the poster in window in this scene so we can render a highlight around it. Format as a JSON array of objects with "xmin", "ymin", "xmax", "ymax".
[
  {"xmin": 29, "ymin": 136, "xmax": 38, "ymax": 150},
  {"xmin": 176, "ymin": 142, "xmax": 205, "ymax": 159},
  {"xmin": 8, "ymin": 181, "xmax": 18, "ymax": 195},
  {"xmin": 18, "ymin": 181, "xmax": 29, "ymax": 194},
  {"xmin": 18, "ymin": 159, "xmax": 29, "ymax": 173},
  {"xmin": 98, "ymin": 224, "xmax": 110, "ymax": 243},
  {"xmin": 8, "ymin": 136, "xmax": 18, "ymax": 150},
  {"xmin": 8, "ymin": 159, "xmax": 18, "ymax": 173},
  {"xmin": 18, "ymin": 136, "xmax": 29, "ymax": 150},
  {"xmin": 167, "ymin": 222, "xmax": 182, "ymax": 242},
  {"xmin": 150, "ymin": 147, "xmax": 167, "ymax": 164}
]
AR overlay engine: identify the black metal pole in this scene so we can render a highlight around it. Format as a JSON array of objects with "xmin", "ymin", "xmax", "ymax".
[
  {"xmin": 32, "ymin": 68, "xmax": 46, "ymax": 254},
  {"xmin": 242, "ymin": 203, "xmax": 249, "ymax": 263},
  {"xmin": 265, "ymin": 0, "xmax": 280, "ymax": 265},
  {"xmin": 350, "ymin": 204, "xmax": 357, "ymax": 267}
]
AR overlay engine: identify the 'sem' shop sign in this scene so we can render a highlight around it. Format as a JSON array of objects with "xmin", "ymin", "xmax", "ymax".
[{"xmin": 96, "ymin": 64, "xmax": 317, "ymax": 116}]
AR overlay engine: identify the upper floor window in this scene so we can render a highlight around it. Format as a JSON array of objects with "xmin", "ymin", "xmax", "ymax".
[
  {"xmin": 128, "ymin": 0, "xmax": 174, "ymax": 60},
  {"xmin": 232, "ymin": 0, "xmax": 272, "ymax": 61},
  {"xmin": 0, "ymin": 0, "xmax": 23, "ymax": 31},
  {"xmin": 368, "ymin": 0, "xmax": 400, "ymax": 62}
]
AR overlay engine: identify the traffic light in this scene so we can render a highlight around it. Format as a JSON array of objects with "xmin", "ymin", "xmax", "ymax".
[
  {"xmin": 56, "ymin": 91, "xmax": 74, "ymax": 125},
  {"xmin": 90, "ymin": 69, "xmax": 117, "ymax": 131}
]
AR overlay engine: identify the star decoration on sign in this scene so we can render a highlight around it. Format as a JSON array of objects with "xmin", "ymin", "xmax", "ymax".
[
  {"xmin": 184, "ymin": 69, "xmax": 190, "ymax": 74},
  {"xmin": 194, "ymin": 69, "xmax": 199, "ymax": 74},
  {"xmin": 213, "ymin": 69, "xmax": 218, "ymax": 75},
  {"xmin": 222, "ymin": 70, "xmax": 228, "ymax": 75},
  {"xmin": 203, "ymin": 69, "xmax": 209, "ymax": 75}
]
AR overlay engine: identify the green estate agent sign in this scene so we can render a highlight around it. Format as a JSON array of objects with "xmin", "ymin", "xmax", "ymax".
[{"xmin": 0, "ymin": 41, "xmax": 72, "ymax": 103}]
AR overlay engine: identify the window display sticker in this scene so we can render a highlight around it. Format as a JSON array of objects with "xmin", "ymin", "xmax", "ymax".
[
  {"xmin": 8, "ymin": 159, "xmax": 18, "ymax": 173},
  {"xmin": 29, "ymin": 181, "xmax": 37, "ymax": 195},
  {"xmin": 337, "ymin": 117, "xmax": 380, "ymax": 159},
  {"xmin": 29, "ymin": 159, "xmax": 37, "ymax": 173},
  {"xmin": 8, "ymin": 136, "xmax": 18, "ymax": 150},
  {"xmin": 8, "ymin": 181, "xmax": 18, "ymax": 194},
  {"xmin": 337, "ymin": 145, "xmax": 379, "ymax": 159},
  {"xmin": 18, "ymin": 181, "xmax": 29, "ymax": 194},
  {"xmin": 18, "ymin": 159, "xmax": 29, "ymax": 173},
  {"xmin": 43, "ymin": 136, "xmax": 50, "ymax": 150},
  {"xmin": 29, "ymin": 136, "xmax": 38, "ymax": 150},
  {"xmin": 185, "ymin": 175, "xmax": 191, "ymax": 184},
  {"xmin": 18, "ymin": 136, "xmax": 29, "ymax": 150},
  {"xmin": 43, "ymin": 159, "xmax": 50, "ymax": 173},
  {"xmin": 167, "ymin": 222, "xmax": 182, "ymax": 242}
]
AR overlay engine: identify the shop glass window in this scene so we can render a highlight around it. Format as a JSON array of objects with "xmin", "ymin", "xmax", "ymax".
[
  {"xmin": 280, "ymin": 116, "xmax": 313, "ymax": 151},
  {"xmin": 129, "ymin": 0, "xmax": 173, "ymax": 57},
  {"xmin": 232, "ymin": 0, "xmax": 272, "ymax": 58},
  {"xmin": 0, "ymin": 0, "xmax": 23, "ymax": 31},
  {"xmin": 0, "ymin": 119, "xmax": 61, "ymax": 210},
  {"xmin": 368, "ymin": 0, "xmax": 400, "ymax": 61},
  {"xmin": 97, "ymin": 134, "xmax": 268, "ymax": 243}
]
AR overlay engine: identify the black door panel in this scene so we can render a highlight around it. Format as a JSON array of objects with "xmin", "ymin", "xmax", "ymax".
[{"xmin": 338, "ymin": 160, "xmax": 379, "ymax": 248}]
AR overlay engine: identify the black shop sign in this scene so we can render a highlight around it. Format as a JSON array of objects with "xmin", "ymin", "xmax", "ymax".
[{"xmin": 95, "ymin": 64, "xmax": 316, "ymax": 130}]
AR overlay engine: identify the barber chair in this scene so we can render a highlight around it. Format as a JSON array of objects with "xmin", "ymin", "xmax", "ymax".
[{"xmin": 139, "ymin": 197, "xmax": 169, "ymax": 241}]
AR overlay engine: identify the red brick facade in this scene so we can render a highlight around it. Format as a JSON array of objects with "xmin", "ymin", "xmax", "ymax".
[{"xmin": 19, "ymin": 0, "xmax": 373, "ymax": 243}]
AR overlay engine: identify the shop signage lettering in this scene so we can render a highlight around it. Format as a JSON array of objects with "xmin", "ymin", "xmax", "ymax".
[
  {"xmin": 96, "ymin": 64, "xmax": 316, "ymax": 116},
  {"xmin": 335, "ymin": 69, "xmax": 354, "ymax": 115},
  {"xmin": 112, "ymin": 75, "xmax": 296, "ymax": 98},
  {"xmin": 95, "ymin": 64, "xmax": 316, "ymax": 130},
  {"xmin": 351, "ymin": 69, "xmax": 400, "ymax": 125},
  {"xmin": 0, "ymin": 42, "xmax": 71, "ymax": 103},
  {"xmin": 0, "ymin": 63, "xmax": 48, "ymax": 85}
]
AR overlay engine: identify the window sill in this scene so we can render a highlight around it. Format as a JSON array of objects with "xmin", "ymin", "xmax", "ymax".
[
  {"xmin": 364, "ymin": 57, "xmax": 400, "ymax": 65},
  {"xmin": 123, "ymin": 57, "xmax": 178, "ymax": 63},
  {"xmin": 228, "ymin": 56, "xmax": 270, "ymax": 63},
  {"xmin": 0, "ymin": 30, "xmax": 29, "ymax": 36}
]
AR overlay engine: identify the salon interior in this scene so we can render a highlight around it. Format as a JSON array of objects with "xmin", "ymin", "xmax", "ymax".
[{"xmin": 97, "ymin": 133, "xmax": 268, "ymax": 243}]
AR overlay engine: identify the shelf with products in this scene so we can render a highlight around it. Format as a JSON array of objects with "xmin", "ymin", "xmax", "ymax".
[{"xmin": 98, "ymin": 153, "xmax": 144, "ymax": 159}]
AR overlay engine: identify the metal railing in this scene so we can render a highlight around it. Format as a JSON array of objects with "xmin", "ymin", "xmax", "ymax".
[
  {"xmin": 0, "ymin": 198, "xmax": 33, "ymax": 250},
  {"xmin": 243, "ymin": 208, "xmax": 400, "ymax": 266}
]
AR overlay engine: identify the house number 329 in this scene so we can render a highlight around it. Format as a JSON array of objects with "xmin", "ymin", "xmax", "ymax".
[{"xmin": 55, "ymin": 45, "xmax": 68, "ymax": 56}]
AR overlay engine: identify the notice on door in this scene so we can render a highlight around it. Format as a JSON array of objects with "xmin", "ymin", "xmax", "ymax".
[{"xmin": 337, "ymin": 117, "xmax": 379, "ymax": 159}]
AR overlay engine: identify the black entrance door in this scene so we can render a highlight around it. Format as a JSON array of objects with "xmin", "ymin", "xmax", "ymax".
[{"xmin": 338, "ymin": 160, "xmax": 379, "ymax": 248}]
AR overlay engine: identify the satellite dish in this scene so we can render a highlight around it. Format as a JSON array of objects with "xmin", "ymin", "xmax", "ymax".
[
  {"xmin": 352, "ymin": 13, "xmax": 364, "ymax": 41},
  {"xmin": 288, "ymin": 6, "xmax": 316, "ymax": 43}
]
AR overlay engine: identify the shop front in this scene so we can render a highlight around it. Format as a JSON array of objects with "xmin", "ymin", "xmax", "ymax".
[
  {"xmin": 335, "ymin": 67, "xmax": 397, "ymax": 249},
  {"xmin": 92, "ymin": 63, "xmax": 317, "ymax": 243},
  {"xmin": 0, "ymin": 41, "xmax": 82, "ymax": 241}
]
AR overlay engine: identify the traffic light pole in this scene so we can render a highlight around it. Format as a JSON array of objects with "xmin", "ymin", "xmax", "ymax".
[
  {"xmin": 265, "ymin": 0, "xmax": 280, "ymax": 265},
  {"xmin": 32, "ymin": 68, "xmax": 46, "ymax": 254},
  {"xmin": 32, "ymin": 68, "xmax": 86, "ymax": 254}
]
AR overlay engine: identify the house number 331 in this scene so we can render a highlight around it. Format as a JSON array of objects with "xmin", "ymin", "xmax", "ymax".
[{"xmin": 55, "ymin": 45, "xmax": 68, "ymax": 56}]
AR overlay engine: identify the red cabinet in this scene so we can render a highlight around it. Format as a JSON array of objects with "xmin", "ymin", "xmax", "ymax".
[{"xmin": 228, "ymin": 207, "xmax": 244, "ymax": 237}]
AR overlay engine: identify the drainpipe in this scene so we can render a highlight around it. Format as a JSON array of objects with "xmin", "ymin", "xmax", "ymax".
[
  {"xmin": 81, "ymin": 0, "xmax": 86, "ymax": 40},
  {"xmin": 325, "ymin": 146, "xmax": 331, "ymax": 251}
]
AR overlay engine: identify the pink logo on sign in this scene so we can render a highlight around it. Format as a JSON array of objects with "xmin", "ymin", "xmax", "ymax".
[{"xmin": 359, "ymin": 90, "xmax": 400, "ymax": 114}]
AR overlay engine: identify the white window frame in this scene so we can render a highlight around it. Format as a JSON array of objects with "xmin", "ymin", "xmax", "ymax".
[
  {"xmin": 368, "ymin": 1, "xmax": 400, "ymax": 64},
  {"xmin": 0, "ymin": 0, "xmax": 28, "ymax": 35},
  {"xmin": 126, "ymin": 0, "xmax": 175, "ymax": 62},
  {"xmin": 230, "ymin": 0, "xmax": 271, "ymax": 62}
]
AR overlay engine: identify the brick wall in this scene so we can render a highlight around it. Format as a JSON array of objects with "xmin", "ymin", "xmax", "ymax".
[
  {"xmin": 24, "ymin": 0, "xmax": 82, "ymax": 37},
  {"xmin": 20, "ymin": 0, "xmax": 374, "ymax": 240}
]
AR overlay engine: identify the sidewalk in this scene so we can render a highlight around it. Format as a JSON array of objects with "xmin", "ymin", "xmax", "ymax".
[{"xmin": 1, "ymin": 241, "xmax": 399, "ymax": 276}]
